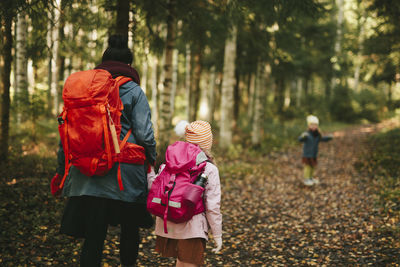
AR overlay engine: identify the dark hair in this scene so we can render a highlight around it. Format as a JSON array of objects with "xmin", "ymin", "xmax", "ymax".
[{"xmin": 101, "ymin": 34, "xmax": 133, "ymax": 64}]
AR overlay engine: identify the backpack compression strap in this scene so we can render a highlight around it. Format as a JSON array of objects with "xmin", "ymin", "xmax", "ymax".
[
  {"xmin": 116, "ymin": 129, "xmax": 132, "ymax": 191},
  {"xmin": 162, "ymin": 173, "xmax": 177, "ymax": 234},
  {"xmin": 59, "ymin": 109, "xmax": 72, "ymax": 189}
]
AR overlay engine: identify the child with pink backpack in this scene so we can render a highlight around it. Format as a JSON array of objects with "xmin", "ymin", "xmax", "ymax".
[{"xmin": 147, "ymin": 120, "xmax": 222, "ymax": 266}]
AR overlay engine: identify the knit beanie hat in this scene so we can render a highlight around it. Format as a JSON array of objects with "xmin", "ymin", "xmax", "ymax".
[
  {"xmin": 307, "ymin": 115, "xmax": 319, "ymax": 126},
  {"xmin": 174, "ymin": 120, "xmax": 213, "ymax": 151}
]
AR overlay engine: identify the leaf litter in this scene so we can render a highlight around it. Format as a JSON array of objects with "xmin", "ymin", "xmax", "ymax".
[{"xmin": 0, "ymin": 121, "xmax": 399, "ymax": 266}]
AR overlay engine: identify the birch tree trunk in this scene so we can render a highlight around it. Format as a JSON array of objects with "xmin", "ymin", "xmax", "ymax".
[
  {"xmin": 15, "ymin": 12, "xmax": 29, "ymax": 125},
  {"xmin": 150, "ymin": 55, "xmax": 159, "ymax": 137},
  {"xmin": 191, "ymin": 50, "xmax": 203, "ymax": 121},
  {"xmin": 159, "ymin": 0, "xmax": 176, "ymax": 150},
  {"xmin": 185, "ymin": 44, "xmax": 191, "ymax": 121},
  {"xmin": 199, "ymin": 72, "xmax": 208, "ymax": 120},
  {"xmin": 50, "ymin": 0, "xmax": 61, "ymax": 115},
  {"xmin": 331, "ymin": 0, "xmax": 344, "ymax": 92},
  {"xmin": 141, "ymin": 46, "xmax": 149, "ymax": 93},
  {"xmin": 219, "ymin": 25, "xmax": 237, "ymax": 149},
  {"xmin": 353, "ymin": 4, "xmax": 366, "ymax": 92},
  {"xmin": 207, "ymin": 66, "xmax": 216, "ymax": 123},
  {"xmin": 296, "ymin": 77, "xmax": 302, "ymax": 107},
  {"xmin": 47, "ymin": 11, "xmax": 53, "ymax": 115},
  {"xmin": 170, "ymin": 48, "xmax": 178, "ymax": 116}
]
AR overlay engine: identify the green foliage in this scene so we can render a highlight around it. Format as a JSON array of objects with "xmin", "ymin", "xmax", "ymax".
[
  {"xmin": 353, "ymin": 88, "xmax": 386, "ymax": 122},
  {"xmin": 330, "ymin": 85, "xmax": 358, "ymax": 123}
]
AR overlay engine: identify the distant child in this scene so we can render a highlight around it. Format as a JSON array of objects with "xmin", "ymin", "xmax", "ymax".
[
  {"xmin": 298, "ymin": 115, "xmax": 333, "ymax": 186},
  {"xmin": 148, "ymin": 120, "xmax": 222, "ymax": 266}
]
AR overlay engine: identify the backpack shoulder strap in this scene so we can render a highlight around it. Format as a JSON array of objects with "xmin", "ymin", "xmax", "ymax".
[{"xmin": 115, "ymin": 76, "xmax": 132, "ymax": 87}]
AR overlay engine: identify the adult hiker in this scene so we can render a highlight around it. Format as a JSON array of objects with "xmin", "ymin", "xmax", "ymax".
[{"xmin": 51, "ymin": 34, "xmax": 156, "ymax": 267}]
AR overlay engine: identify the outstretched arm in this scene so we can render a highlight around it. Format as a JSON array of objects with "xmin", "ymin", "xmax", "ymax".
[
  {"xmin": 298, "ymin": 132, "xmax": 309, "ymax": 142},
  {"xmin": 321, "ymin": 134, "xmax": 333, "ymax": 142}
]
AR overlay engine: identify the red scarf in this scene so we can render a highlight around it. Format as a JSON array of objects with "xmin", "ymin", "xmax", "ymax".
[{"xmin": 95, "ymin": 60, "xmax": 140, "ymax": 85}]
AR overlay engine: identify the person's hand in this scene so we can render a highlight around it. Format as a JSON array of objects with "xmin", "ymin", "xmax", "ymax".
[
  {"xmin": 50, "ymin": 173, "xmax": 62, "ymax": 197},
  {"xmin": 147, "ymin": 166, "xmax": 156, "ymax": 189},
  {"xmin": 212, "ymin": 236, "xmax": 222, "ymax": 253},
  {"xmin": 301, "ymin": 132, "xmax": 309, "ymax": 139}
]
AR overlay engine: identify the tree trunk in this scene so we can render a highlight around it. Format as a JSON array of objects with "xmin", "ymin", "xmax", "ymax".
[
  {"xmin": 185, "ymin": 44, "xmax": 191, "ymax": 121},
  {"xmin": 331, "ymin": 0, "xmax": 344, "ymax": 92},
  {"xmin": 233, "ymin": 68, "xmax": 240, "ymax": 128},
  {"xmin": 15, "ymin": 11, "xmax": 29, "ymax": 125},
  {"xmin": 191, "ymin": 50, "xmax": 203, "ymax": 121},
  {"xmin": 207, "ymin": 66, "xmax": 216, "ymax": 123},
  {"xmin": 141, "ymin": 46, "xmax": 149, "ymax": 93},
  {"xmin": 252, "ymin": 63, "xmax": 269, "ymax": 147},
  {"xmin": 304, "ymin": 76, "xmax": 310, "ymax": 97},
  {"xmin": 150, "ymin": 55, "xmax": 159, "ymax": 137},
  {"xmin": 219, "ymin": 24, "xmax": 237, "ymax": 149},
  {"xmin": 247, "ymin": 72, "xmax": 256, "ymax": 123},
  {"xmin": 275, "ymin": 77, "xmax": 285, "ymax": 114},
  {"xmin": 158, "ymin": 0, "xmax": 176, "ymax": 153},
  {"xmin": 58, "ymin": 0, "xmax": 66, "ymax": 110},
  {"xmin": 50, "ymin": 0, "xmax": 61, "ymax": 115},
  {"xmin": 289, "ymin": 79, "xmax": 297, "ymax": 108},
  {"xmin": 170, "ymin": 48, "xmax": 178, "ymax": 117},
  {"xmin": 0, "ymin": 14, "xmax": 13, "ymax": 162},
  {"xmin": 296, "ymin": 77, "xmax": 302, "ymax": 107},
  {"xmin": 47, "ymin": 11, "xmax": 53, "ymax": 115},
  {"xmin": 116, "ymin": 0, "xmax": 130, "ymax": 39},
  {"xmin": 353, "ymin": 4, "xmax": 366, "ymax": 92}
]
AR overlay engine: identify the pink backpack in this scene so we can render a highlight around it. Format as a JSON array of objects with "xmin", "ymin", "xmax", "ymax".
[{"xmin": 147, "ymin": 141, "xmax": 207, "ymax": 233}]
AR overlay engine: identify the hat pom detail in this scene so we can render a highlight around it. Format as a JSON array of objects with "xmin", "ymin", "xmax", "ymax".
[{"xmin": 174, "ymin": 120, "xmax": 189, "ymax": 137}]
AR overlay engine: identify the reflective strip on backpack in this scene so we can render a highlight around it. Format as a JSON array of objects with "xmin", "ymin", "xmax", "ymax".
[{"xmin": 152, "ymin": 198, "xmax": 181, "ymax": 208}]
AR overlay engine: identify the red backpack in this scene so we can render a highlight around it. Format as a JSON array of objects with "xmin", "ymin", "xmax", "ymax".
[{"xmin": 58, "ymin": 69, "xmax": 146, "ymax": 190}]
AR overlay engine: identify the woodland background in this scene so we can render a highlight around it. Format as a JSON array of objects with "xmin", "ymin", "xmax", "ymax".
[{"xmin": 0, "ymin": 0, "xmax": 400, "ymax": 266}]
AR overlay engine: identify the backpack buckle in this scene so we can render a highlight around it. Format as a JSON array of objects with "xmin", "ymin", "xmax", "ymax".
[{"xmin": 57, "ymin": 117, "xmax": 64, "ymax": 125}]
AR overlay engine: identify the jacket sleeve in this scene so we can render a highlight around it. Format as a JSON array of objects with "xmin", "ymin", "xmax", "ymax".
[
  {"xmin": 56, "ymin": 141, "xmax": 65, "ymax": 176},
  {"xmin": 321, "ymin": 134, "xmax": 333, "ymax": 142},
  {"xmin": 204, "ymin": 164, "xmax": 222, "ymax": 238},
  {"xmin": 298, "ymin": 132, "xmax": 309, "ymax": 142},
  {"xmin": 130, "ymin": 87, "xmax": 157, "ymax": 165}
]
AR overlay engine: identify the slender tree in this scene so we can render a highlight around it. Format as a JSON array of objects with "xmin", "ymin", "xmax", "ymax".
[
  {"xmin": 158, "ymin": 0, "xmax": 176, "ymax": 151},
  {"xmin": 185, "ymin": 44, "xmax": 191, "ymax": 121},
  {"xmin": 219, "ymin": 23, "xmax": 237, "ymax": 149},
  {"xmin": 0, "ymin": 7, "xmax": 13, "ymax": 161},
  {"xmin": 15, "ymin": 11, "xmax": 29, "ymax": 125}
]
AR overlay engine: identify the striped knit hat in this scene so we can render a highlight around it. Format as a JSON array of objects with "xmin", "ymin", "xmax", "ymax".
[{"xmin": 184, "ymin": 120, "xmax": 213, "ymax": 151}]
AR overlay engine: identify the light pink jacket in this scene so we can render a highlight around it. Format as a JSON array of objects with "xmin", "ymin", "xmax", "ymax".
[{"xmin": 148, "ymin": 162, "xmax": 222, "ymax": 240}]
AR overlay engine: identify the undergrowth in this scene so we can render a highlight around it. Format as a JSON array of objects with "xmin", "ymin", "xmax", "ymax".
[{"xmin": 361, "ymin": 128, "xmax": 400, "ymax": 240}]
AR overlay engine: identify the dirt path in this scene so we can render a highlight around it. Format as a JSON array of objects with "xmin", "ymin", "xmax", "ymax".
[
  {"xmin": 135, "ymin": 121, "xmax": 399, "ymax": 266},
  {"xmin": 1, "ymin": 122, "xmax": 397, "ymax": 266}
]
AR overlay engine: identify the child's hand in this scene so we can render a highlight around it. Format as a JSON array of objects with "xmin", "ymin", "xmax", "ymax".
[
  {"xmin": 212, "ymin": 236, "xmax": 222, "ymax": 253},
  {"xmin": 147, "ymin": 166, "xmax": 156, "ymax": 189}
]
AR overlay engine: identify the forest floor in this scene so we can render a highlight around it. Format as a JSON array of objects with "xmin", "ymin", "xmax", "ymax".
[{"xmin": 1, "ymin": 119, "xmax": 399, "ymax": 266}]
